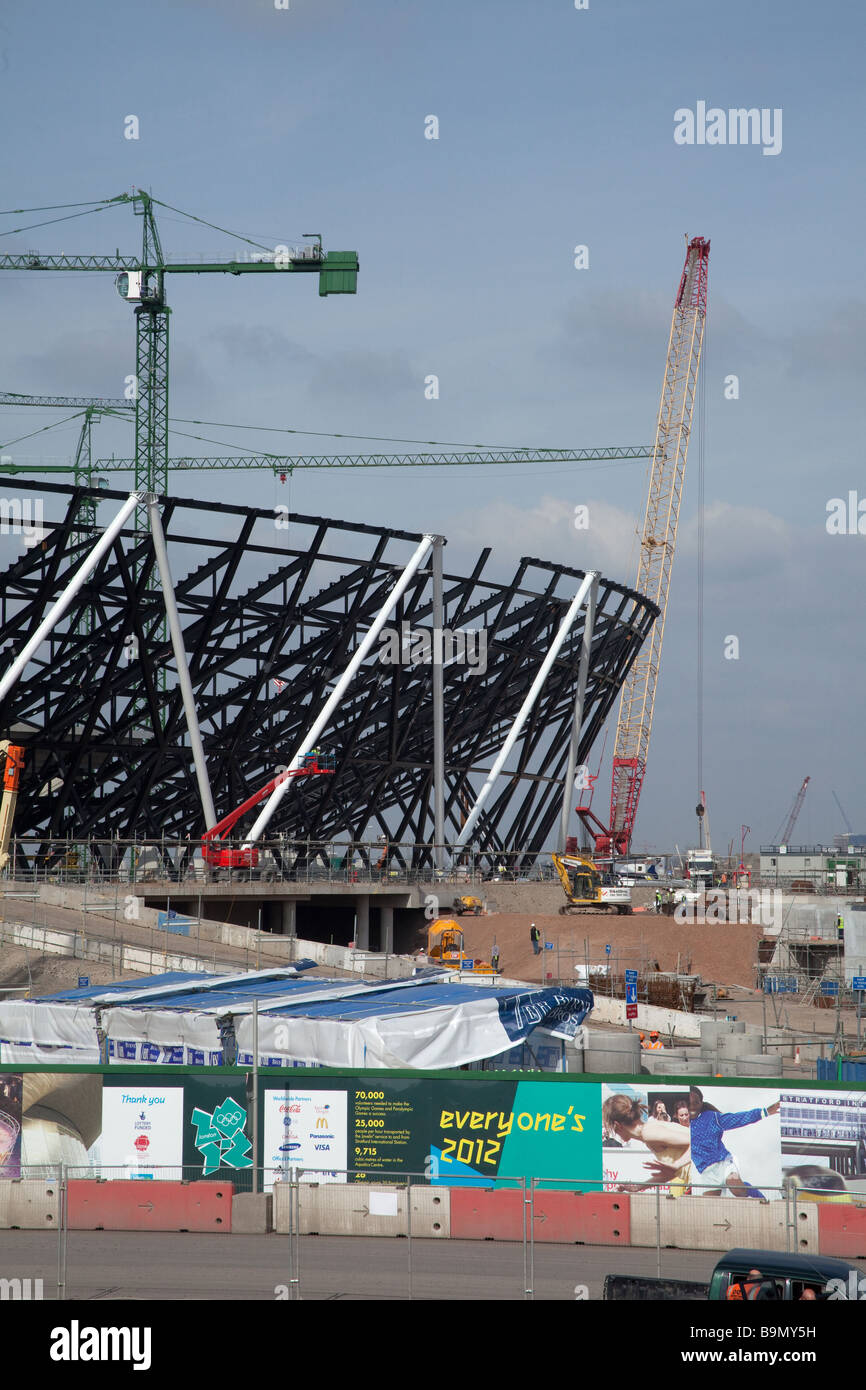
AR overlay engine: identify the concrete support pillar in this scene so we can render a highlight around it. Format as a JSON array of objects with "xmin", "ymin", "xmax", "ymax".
[
  {"xmin": 380, "ymin": 905, "xmax": 394, "ymax": 953},
  {"xmin": 280, "ymin": 899, "xmax": 297, "ymax": 937},
  {"xmin": 355, "ymin": 896, "xmax": 370, "ymax": 950}
]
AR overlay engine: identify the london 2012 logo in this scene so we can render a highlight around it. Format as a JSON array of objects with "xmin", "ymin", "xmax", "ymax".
[{"xmin": 190, "ymin": 1097, "xmax": 253, "ymax": 1176}]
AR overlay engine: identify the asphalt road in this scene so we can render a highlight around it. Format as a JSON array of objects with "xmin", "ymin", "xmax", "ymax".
[{"xmin": 5, "ymin": 1230, "xmax": 856, "ymax": 1301}]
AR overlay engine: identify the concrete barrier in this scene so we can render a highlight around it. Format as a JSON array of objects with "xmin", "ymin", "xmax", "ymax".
[
  {"xmin": 449, "ymin": 1188, "xmax": 630, "ymax": 1245},
  {"xmin": 67, "ymin": 1179, "xmax": 232, "ymax": 1231},
  {"xmin": 273, "ymin": 1181, "xmax": 449, "ymax": 1237},
  {"xmin": 817, "ymin": 1202, "xmax": 866, "ymax": 1258},
  {"xmin": 0, "ymin": 1179, "xmax": 59, "ymax": 1228},
  {"xmin": 584, "ymin": 1030, "xmax": 642, "ymax": 1073},
  {"xmin": 590, "ymin": 996, "xmax": 712, "ymax": 1042},
  {"xmin": 630, "ymin": 1194, "xmax": 818, "ymax": 1252}
]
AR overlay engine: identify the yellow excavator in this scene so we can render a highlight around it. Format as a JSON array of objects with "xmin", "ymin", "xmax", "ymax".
[
  {"xmin": 451, "ymin": 895, "xmax": 483, "ymax": 916},
  {"xmin": 426, "ymin": 918, "xmax": 497, "ymax": 973},
  {"xmin": 552, "ymin": 851, "xmax": 632, "ymax": 916},
  {"xmin": 0, "ymin": 742, "xmax": 25, "ymax": 872}
]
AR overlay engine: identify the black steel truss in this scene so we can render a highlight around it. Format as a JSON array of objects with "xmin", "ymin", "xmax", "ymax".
[{"xmin": 0, "ymin": 480, "xmax": 658, "ymax": 869}]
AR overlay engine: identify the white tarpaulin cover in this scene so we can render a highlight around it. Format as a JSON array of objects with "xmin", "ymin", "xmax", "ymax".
[{"xmin": 11, "ymin": 970, "xmax": 594, "ymax": 1070}]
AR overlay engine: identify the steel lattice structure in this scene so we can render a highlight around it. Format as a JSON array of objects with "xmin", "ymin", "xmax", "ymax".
[{"xmin": 0, "ymin": 480, "xmax": 658, "ymax": 869}]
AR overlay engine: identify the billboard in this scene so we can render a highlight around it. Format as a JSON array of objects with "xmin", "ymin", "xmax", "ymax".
[
  {"xmin": 0, "ymin": 1074, "xmax": 22, "ymax": 1178},
  {"xmin": 0, "ymin": 1069, "xmax": 864, "ymax": 1200},
  {"xmin": 601, "ymin": 1083, "xmax": 782, "ymax": 1197},
  {"xmin": 91, "ymin": 1086, "xmax": 184, "ymax": 1179},
  {"xmin": 263, "ymin": 1088, "xmax": 348, "ymax": 1189}
]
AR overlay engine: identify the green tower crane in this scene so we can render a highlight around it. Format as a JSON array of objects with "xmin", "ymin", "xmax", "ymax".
[{"xmin": 0, "ymin": 192, "xmax": 359, "ymax": 494}]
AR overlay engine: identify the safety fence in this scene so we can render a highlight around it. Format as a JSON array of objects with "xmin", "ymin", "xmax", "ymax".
[
  {"xmin": 5, "ymin": 837, "xmax": 562, "ymax": 889},
  {"xmin": 2, "ymin": 1166, "xmax": 865, "ymax": 1300}
]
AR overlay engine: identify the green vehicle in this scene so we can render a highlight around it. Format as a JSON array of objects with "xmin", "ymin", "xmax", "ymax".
[
  {"xmin": 708, "ymin": 1247, "xmax": 864, "ymax": 1301},
  {"xmin": 605, "ymin": 1247, "xmax": 865, "ymax": 1301}
]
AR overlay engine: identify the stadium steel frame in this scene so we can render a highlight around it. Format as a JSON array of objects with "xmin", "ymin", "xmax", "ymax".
[{"xmin": 0, "ymin": 480, "xmax": 659, "ymax": 871}]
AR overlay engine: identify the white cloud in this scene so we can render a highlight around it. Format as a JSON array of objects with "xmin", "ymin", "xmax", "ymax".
[{"xmin": 446, "ymin": 492, "xmax": 641, "ymax": 584}]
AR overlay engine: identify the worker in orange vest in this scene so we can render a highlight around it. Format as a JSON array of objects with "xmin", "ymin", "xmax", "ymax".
[{"xmin": 645, "ymin": 1030, "xmax": 663, "ymax": 1051}]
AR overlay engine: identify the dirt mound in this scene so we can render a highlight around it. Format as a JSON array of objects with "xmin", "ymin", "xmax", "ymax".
[
  {"xmin": 466, "ymin": 911, "xmax": 762, "ymax": 989},
  {"xmin": 0, "ymin": 947, "xmax": 144, "ymax": 998}
]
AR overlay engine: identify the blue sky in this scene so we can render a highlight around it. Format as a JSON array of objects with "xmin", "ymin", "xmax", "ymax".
[{"xmin": 1, "ymin": 0, "xmax": 864, "ymax": 851}]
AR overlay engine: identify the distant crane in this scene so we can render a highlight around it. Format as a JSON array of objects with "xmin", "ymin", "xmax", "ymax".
[
  {"xmin": 832, "ymin": 790, "xmax": 854, "ymax": 836},
  {"xmin": 779, "ymin": 775, "xmax": 810, "ymax": 845},
  {"xmin": 578, "ymin": 236, "xmax": 710, "ymax": 858},
  {"xmin": 0, "ymin": 393, "xmax": 133, "ymax": 537}
]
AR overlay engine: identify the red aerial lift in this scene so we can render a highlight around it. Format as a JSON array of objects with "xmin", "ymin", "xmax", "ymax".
[{"xmin": 201, "ymin": 752, "xmax": 334, "ymax": 872}]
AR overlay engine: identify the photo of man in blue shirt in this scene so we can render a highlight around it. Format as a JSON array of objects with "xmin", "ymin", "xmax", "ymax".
[{"xmin": 688, "ymin": 1086, "xmax": 780, "ymax": 1197}]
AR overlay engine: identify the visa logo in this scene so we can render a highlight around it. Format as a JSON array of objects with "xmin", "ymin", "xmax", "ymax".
[{"xmin": 314, "ymin": 1143, "xmax": 331, "ymax": 1152}]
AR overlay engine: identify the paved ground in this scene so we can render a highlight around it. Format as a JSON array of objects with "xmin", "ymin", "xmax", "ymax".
[{"xmin": 7, "ymin": 1228, "xmax": 846, "ymax": 1301}]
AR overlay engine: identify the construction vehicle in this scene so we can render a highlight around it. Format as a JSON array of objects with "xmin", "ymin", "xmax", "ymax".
[
  {"xmin": 0, "ymin": 743, "xmax": 24, "ymax": 872},
  {"xmin": 552, "ymin": 851, "xmax": 632, "ymax": 915},
  {"xmin": 426, "ymin": 919, "xmax": 496, "ymax": 973},
  {"xmin": 201, "ymin": 753, "xmax": 334, "ymax": 877},
  {"xmin": 578, "ymin": 237, "xmax": 710, "ymax": 859},
  {"xmin": 452, "ymin": 895, "xmax": 483, "ymax": 916}
]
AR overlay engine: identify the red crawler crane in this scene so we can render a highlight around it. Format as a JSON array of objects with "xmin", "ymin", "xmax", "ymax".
[{"xmin": 578, "ymin": 236, "xmax": 710, "ymax": 859}]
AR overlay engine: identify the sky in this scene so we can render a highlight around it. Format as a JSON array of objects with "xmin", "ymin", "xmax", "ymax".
[{"xmin": 0, "ymin": 0, "xmax": 864, "ymax": 853}]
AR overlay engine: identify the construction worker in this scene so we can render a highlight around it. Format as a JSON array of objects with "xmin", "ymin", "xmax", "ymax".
[
  {"xmin": 836, "ymin": 913, "xmax": 844, "ymax": 943},
  {"xmin": 639, "ymin": 1032, "xmax": 648, "ymax": 1050},
  {"xmin": 654, "ymin": 889, "xmax": 662, "ymax": 915},
  {"xmin": 491, "ymin": 945, "xmax": 500, "ymax": 973},
  {"xmin": 530, "ymin": 922, "xmax": 541, "ymax": 956},
  {"xmin": 726, "ymin": 1267, "xmax": 777, "ymax": 1301},
  {"xmin": 646, "ymin": 1030, "xmax": 663, "ymax": 1051}
]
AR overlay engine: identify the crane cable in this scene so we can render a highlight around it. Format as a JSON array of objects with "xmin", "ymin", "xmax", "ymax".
[{"xmin": 696, "ymin": 315, "xmax": 708, "ymax": 813}]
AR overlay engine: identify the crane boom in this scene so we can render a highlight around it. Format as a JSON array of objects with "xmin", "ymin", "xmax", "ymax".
[
  {"xmin": 781, "ymin": 775, "xmax": 810, "ymax": 844},
  {"xmin": 82, "ymin": 445, "xmax": 651, "ymax": 473},
  {"xmin": 588, "ymin": 236, "xmax": 709, "ymax": 858},
  {"xmin": 0, "ymin": 392, "xmax": 132, "ymax": 409}
]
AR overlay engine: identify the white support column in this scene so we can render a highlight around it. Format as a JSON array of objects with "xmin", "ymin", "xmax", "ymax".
[
  {"xmin": 380, "ymin": 904, "xmax": 394, "ymax": 953},
  {"xmin": 452, "ymin": 572, "xmax": 596, "ymax": 855},
  {"xmin": 355, "ymin": 896, "xmax": 370, "ymax": 951},
  {"xmin": 147, "ymin": 496, "xmax": 217, "ymax": 830},
  {"xmin": 0, "ymin": 492, "xmax": 143, "ymax": 704},
  {"xmin": 244, "ymin": 534, "xmax": 435, "ymax": 846},
  {"xmin": 558, "ymin": 573, "xmax": 599, "ymax": 853},
  {"xmin": 431, "ymin": 538, "xmax": 446, "ymax": 873}
]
